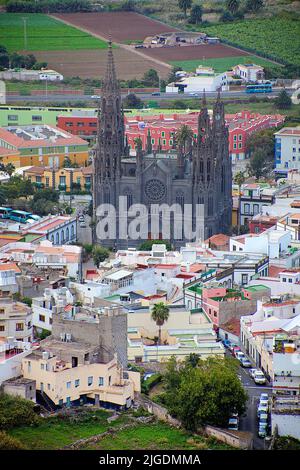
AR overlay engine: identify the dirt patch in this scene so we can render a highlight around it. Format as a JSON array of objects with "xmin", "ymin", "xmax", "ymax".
[
  {"xmin": 53, "ymin": 12, "xmax": 178, "ymax": 42},
  {"xmin": 34, "ymin": 49, "xmax": 170, "ymax": 79},
  {"xmin": 142, "ymin": 43, "xmax": 250, "ymax": 62}
]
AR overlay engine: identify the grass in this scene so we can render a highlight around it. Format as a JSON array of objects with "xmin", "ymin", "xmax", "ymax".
[
  {"xmin": 8, "ymin": 409, "xmax": 130, "ymax": 450},
  {"xmin": 170, "ymin": 55, "xmax": 281, "ymax": 74},
  {"xmin": 83, "ymin": 421, "xmax": 234, "ymax": 450},
  {"xmin": 0, "ymin": 13, "xmax": 108, "ymax": 52}
]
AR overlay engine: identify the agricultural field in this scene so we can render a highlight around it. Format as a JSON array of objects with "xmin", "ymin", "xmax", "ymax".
[
  {"xmin": 142, "ymin": 43, "xmax": 249, "ymax": 62},
  {"xmin": 53, "ymin": 11, "xmax": 178, "ymax": 42},
  {"xmin": 33, "ymin": 49, "xmax": 170, "ymax": 80},
  {"xmin": 0, "ymin": 13, "xmax": 107, "ymax": 52},
  {"xmin": 170, "ymin": 55, "xmax": 280, "ymax": 73},
  {"xmin": 201, "ymin": 17, "xmax": 300, "ymax": 66}
]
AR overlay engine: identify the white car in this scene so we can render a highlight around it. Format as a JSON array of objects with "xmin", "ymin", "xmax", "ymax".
[
  {"xmin": 91, "ymin": 95, "xmax": 101, "ymax": 99},
  {"xmin": 79, "ymin": 222, "xmax": 87, "ymax": 228},
  {"xmin": 259, "ymin": 399, "xmax": 269, "ymax": 410},
  {"xmin": 249, "ymin": 368, "xmax": 258, "ymax": 378},
  {"xmin": 254, "ymin": 370, "xmax": 266, "ymax": 385},
  {"xmin": 235, "ymin": 351, "xmax": 245, "ymax": 361},
  {"xmin": 257, "ymin": 404, "xmax": 268, "ymax": 418},
  {"xmin": 260, "ymin": 393, "xmax": 269, "ymax": 402}
]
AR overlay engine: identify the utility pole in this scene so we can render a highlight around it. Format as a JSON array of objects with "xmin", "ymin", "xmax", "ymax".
[{"xmin": 22, "ymin": 17, "xmax": 28, "ymax": 51}]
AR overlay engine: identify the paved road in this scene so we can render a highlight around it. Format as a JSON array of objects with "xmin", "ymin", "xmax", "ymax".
[
  {"xmin": 6, "ymin": 88, "xmax": 292, "ymax": 103},
  {"xmin": 238, "ymin": 364, "xmax": 272, "ymax": 450}
]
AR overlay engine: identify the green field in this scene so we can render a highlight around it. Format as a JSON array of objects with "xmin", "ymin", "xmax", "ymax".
[
  {"xmin": 170, "ymin": 55, "xmax": 280, "ymax": 74},
  {"xmin": 200, "ymin": 17, "xmax": 300, "ymax": 66},
  {"xmin": 83, "ymin": 422, "xmax": 233, "ymax": 451},
  {"xmin": 0, "ymin": 13, "xmax": 108, "ymax": 52}
]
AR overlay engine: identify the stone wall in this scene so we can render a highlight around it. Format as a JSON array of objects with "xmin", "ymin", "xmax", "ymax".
[{"xmin": 204, "ymin": 425, "xmax": 253, "ymax": 449}]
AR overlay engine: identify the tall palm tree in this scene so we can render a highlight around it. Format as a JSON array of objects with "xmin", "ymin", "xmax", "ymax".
[
  {"xmin": 151, "ymin": 302, "xmax": 170, "ymax": 345},
  {"xmin": 176, "ymin": 124, "xmax": 194, "ymax": 156},
  {"xmin": 234, "ymin": 171, "xmax": 246, "ymax": 235}
]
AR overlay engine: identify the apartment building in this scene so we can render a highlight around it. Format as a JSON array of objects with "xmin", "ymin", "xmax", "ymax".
[
  {"xmin": 0, "ymin": 299, "xmax": 33, "ymax": 342},
  {"xmin": 23, "ymin": 165, "xmax": 93, "ymax": 192}
]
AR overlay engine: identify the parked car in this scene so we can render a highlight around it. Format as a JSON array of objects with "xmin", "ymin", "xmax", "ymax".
[
  {"xmin": 79, "ymin": 221, "xmax": 87, "ymax": 228},
  {"xmin": 135, "ymin": 45, "xmax": 145, "ymax": 49},
  {"xmin": 228, "ymin": 343, "xmax": 239, "ymax": 352},
  {"xmin": 249, "ymin": 368, "xmax": 258, "ymax": 379},
  {"xmin": 228, "ymin": 417, "xmax": 239, "ymax": 431},
  {"xmin": 232, "ymin": 346, "xmax": 241, "ymax": 357},
  {"xmin": 260, "ymin": 393, "xmax": 269, "ymax": 402},
  {"xmin": 259, "ymin": 399, "xmax": 269, "ymax": 410},
  {"xmin": 258, "ymin": 423, "xmax": 268, "ymax": 438},
  {"xmin": 189, "ymin": 92, "xmax": 199, "ymax": 96},
  {"xmin": 235, "ymin": 351, "xmax": 245, "ymax": 360},
  {"xmin": 91, "ymin": 95, "xmax": 101, "ymax": 99},
  {"xmin": 254, "ymin": 370, "xmax": 267, "ymax": 385},
  {"xmin": 151, "ymin": 92, "xmax": 161, "ymax": 96},
  {"xmin": 257, "ymin": 404, "xmax": 268, "ymax": 418},
  {"xmin": 240, "ymin": 357, "xmax": 252, "ymax": 368}
]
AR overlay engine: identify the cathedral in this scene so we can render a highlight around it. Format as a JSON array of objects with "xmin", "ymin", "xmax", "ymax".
[{"xmin": 93, "ymin": 42, "xmax": 232, "ymax": 249}]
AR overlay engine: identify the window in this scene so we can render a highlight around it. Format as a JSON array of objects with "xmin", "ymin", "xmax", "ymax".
[
  {"xmin": 244, "ymin": 203, "xmax": 250, "ymax": 214},
  {"xmin": 282, "ymin": 277, "xmax": 286, "ymax": 282},
  {"xmin": 66, "ymin": 381, "xmax": 71, "ymax": 389},
  {"xmin": 0, "ymin": 325, "xmax": 4, "ymax": 331},
  {"xmin": 39, "ymin": 314, "xmax": 45, "ymax": 322},
  {"xmin": 98, "ymin": 377, "xmax": 104, "ymax": 386},
  {"xmin": 8, "ymin": 115, "xmax": 18, "ymax": 121},
  {"xmin": 233, "ymin": 135, "xmax": 237, "ymax": 141},
  {"xmin": 233, "ymin": 143, "xmax": 237, "ymax": 149},
  {"xmin": 289, "ymin": 278, "xmax": 293, "ymax": 283},
  {"xmin": 16, "ymin": 323, "xmax": 24, "ymax": 331},
  {"xmin": 75, "ymin": 379, "xmax": 80, "ymax": 388},
  {"xmin": 88, "ymin": 376, "xmax": 93, "ymax": 386},
  {"xmin": 45, "ymin": 177, "xmax": 50, "ymax": 187},
  {"xmin": 161, "ymin": 131, "xmax": 165, "ymax": 137},
  {"xmin": 32, "ymin": 115, "xmax": 42, "ymax": 122},
  {"xmin": 242, "ymin": 274, "xmax": 248, "ymax": 285}
]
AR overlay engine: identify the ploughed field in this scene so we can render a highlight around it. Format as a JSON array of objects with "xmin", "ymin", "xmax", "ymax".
[
  {"xmin": 53, "ymin": 11, "xmax": 179, "ymax": 42},
  {"xmin": 142, "ymin": 43, "xmax": 250, "ymax": 62},
  {"xmin": 33, "ymin": 49, "xmax": 170, "ymax": 80}
]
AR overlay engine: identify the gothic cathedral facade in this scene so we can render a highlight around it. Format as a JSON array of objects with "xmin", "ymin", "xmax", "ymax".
[{"xmin": 93, "ymin": 43, "xmax": 232, "ymax": 249}]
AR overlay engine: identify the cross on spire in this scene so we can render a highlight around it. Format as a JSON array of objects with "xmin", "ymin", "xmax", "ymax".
[{"xmin": 102, "ymin": 39, "xmax": 119, "ymax": 94}]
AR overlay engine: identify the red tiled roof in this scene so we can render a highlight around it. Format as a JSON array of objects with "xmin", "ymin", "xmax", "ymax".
[{"xmin": 268, "ymin": 265, "xmax": 283, "ymax": 278}]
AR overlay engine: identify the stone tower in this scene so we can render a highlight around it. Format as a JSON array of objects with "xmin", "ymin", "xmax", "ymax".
[{"xmin": 93, "ymin": 47, "xmax": 232, "ymax": 249}]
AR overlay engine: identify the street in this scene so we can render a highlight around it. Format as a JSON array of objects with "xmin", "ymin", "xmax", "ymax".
[{"xmin": 5, "ymin": 88, "xmax": 292, "ymax": 103}]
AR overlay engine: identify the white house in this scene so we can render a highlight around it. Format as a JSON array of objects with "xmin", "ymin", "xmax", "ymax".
[
  {"xmin": 32, "ymin": 287, "xmax": 74, "ymax": 332},
  {"xmin": 232, "ymin": 63, "xmax": 264, "ymax": 83},
  {"xmin": 230, "ymin": 230, "xmax": 292, "ymax": 260},
  {"xmin": 0, "ymin": 339, "xmax": 32, "ymax": 385}
]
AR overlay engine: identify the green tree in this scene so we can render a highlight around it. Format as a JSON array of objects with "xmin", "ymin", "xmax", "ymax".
[
  {"xmin": 151, "ymin": 302, "xmax": 170, "ymax": 345},
  {"xmin": 189, "ymin": 4, "xmax": 202, "ymax": 24},
  {"xmin": 0, "ymin": 393, "xmax": 40, "ymax": 430},
  {"xmin": 226, "ymin": 0, "xmax": 240, "ymax": 14},
  {"xmin": 275, "ymin": 89, "xmax": 292, "ymax": 110},
  {"xmin": 233, "ymin": 171, "xmax": 246, "ymax": 235},
  {"xmin": 138, "ymin": 240, "xmax": 172, "ymax": 251},
  {"xmin": 168, "ymin": 66, "xmax": 183, "ymax": 83},
  {"xmin": 176, "ymin": 124, "xmax": 194, "ymax": 155},
  {"xmin": 142, "ymin": 69, "xmax": 159, "ymax": 87},
  {"xmin": 92, "ymin": 245, "xmax": 110, "ymax": 268},
  {"xmin": 123, "ymin": 93, "xmax": 143, "ymax": 109},
  {"xmin": 163, "ymin": 357, "xmax": 247, "ymax": 431},
  {"xmin": 247, "ymin": 148, "xmax": 268, "ymax": 180},
  {"xmin": 245, "ymin": 0, "xmax": 263, "ymax": 12},
  {"xmin": 4, "ymin": 163, "xmax": 15, "ymax": 177},
  {"xmin": 33, "ymin": 188, "xmax": 59, "ymax": 203},
  {"xmin": 178, "ymin": 0, "xmax": 193, "ymax": 18}
]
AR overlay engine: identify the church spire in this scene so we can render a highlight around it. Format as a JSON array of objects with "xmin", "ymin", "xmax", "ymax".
[{"xmin": 102, "ymin": 39, "xmax": 119, "ymax": 95}]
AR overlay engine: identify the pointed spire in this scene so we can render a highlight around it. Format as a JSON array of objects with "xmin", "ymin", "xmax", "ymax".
[
  {"xmin": 202, "ymin": 89, "xmax": 207, "ymax": 108},
  {"xmin": 216, "ymin": 86, "xmax": 221, "ymax": 102},
  {"xmin": 146, "ymin": 128, "xmax": 152, "ymax": 154},
  {"xmin": 102, "ymin": 38, "xmax": 119, "ymax": 94}
]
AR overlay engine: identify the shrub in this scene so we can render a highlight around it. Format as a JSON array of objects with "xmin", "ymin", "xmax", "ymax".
[
  {"xmin": 0, "ymin": 394, "xmax": 40, "ymax": 430},
  {"xmin": 0, "ymin": 431, "xmax": 26, "ymax": 450}
]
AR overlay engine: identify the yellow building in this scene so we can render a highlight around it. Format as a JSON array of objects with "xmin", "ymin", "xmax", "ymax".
[
  {"xmin": 0, "ymin": 125, "xmax": 89, "ymax": 168},
  {"xmin": 23, "ymin": 165, "xmax": 93, "ymax": 192},
  {"xmin": 22, "ymin": 351, "xmax": 140, "ymax": 408}
]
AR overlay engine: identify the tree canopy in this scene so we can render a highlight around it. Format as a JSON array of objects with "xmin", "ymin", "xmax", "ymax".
[
  {"xmin": 92, "ymin": 245, "xmax": 110, "ymax": 268},
  {"xmin": 161, "ymin": 356, "xmax": 247, "ymax": 431}
]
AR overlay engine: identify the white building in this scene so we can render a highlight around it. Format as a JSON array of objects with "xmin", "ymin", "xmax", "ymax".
[
  {"xmin": 275, "ymin": 126, "xmax": 300, "ymax": 172},
  {"xmin": 166, "ymin": 72, "xmax": 227, "ymax": 93},
  {"xmin": 0, "ymin": 339, "xmax": 32, "ymax": 385},
  {"xmin": 232, "ymin": 63, "xmax": 264, "ymax": 83},
  {"xmin": 0, "ymin": 299, "xmax": 33, "ymax": 342},
  {"xmin": 230, "ymin": 230, "xmax": 292, "ymax": 261},
  {"xmin": 0, "ymin": 69, "xmax": 63, "ymax": 82},
  {"xmin": 32, "ymin": 287, "xmax": 74, "ymax": 332},
  {"xmin": 24, "ymin": 215, "xmax": 77, "ymax": 245}
]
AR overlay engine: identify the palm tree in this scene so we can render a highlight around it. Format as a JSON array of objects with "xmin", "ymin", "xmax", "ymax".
[
  {"xmin": 176, "ymin": 124, "xmax": 194, "ymax": 156},
  {"xmin": 234, "ymin": 171, "xmax": 246, "ymax": 235},
  {"xmin": 151, "ymin": 302, "xmax": 170, "ymax": 345}
]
